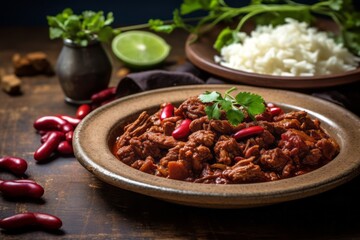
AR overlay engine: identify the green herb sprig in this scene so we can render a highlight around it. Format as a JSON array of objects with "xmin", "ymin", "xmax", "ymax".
[
  {"xmin": 47, "ymin": 8, "xmax": 120, "ymax": 46},
  {"xmin": 199, "ymin": 87, "xmax": 265, "ymax": 126},
  {"xmin": 149, "ymin": 0, "xmax": 360, "ymax": 56}
]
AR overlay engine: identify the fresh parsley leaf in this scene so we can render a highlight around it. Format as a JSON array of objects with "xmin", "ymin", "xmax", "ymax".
[
  {"xmin": 181, "ymin": 0, "xmax": 204, "ymax": 14},
  {"xmin": 47, "ymin": 8, "xmax": 116, "ymax": 46},
  {"xmin": 235, "ymin": 92, "xmax": 265, "ymax": 119},
  {"xmin": 199, "ymin": 88, "xmax": 265, "ymax": 125},
  {"xmin": 235, "ymin": 92, "xmax": 255, "ymax": 106},
  {"xmin": 149, "ymin": 19, "xmax": 175, "ymax": 33},
  {"xmin": 328, "ymin": 0, "xmax": 343, "ymax": 11},
  {"xmin": 49, "ymin": 27, "xmax": 64, "ymax": 39},
  {"xmin": 226, "ymin": 109, "xmax": 245, "ymax": 125},
  {"xmin": 212, "ymin": 103, "xmax": 222, "ymax": 119},
  {"xmin": 214, "ymin": 27, "xmax": 235, "ymax": 51},
  {"xmin": 342, "ymin": 29, "xmax": 360, "ymax": 56},
  {"xmin": 235, "ymin": 92, "xmax": 264, "ymax": 107},
  {"xmin": 97, "ymin": 26, "xmax": 115, "ymax": 43},
  {"xmin": 247, "ymin": 101, "xmax": 266, "ymax": 117},
  {"xmin": 199, "ymin": 91, "xmax": 221, "ymax": 102},
  {"xmin": 181, "ymin": 0, "xmax": 218, "ymax": 14},
  {"xmin": 218, "ymin": 99, "xmax": 232, "ymax": 111}
]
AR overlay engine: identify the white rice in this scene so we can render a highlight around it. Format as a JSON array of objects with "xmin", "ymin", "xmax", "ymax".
[{"xmin": 216, "ymin": 18, "xmax": 360, "ymax": 76}]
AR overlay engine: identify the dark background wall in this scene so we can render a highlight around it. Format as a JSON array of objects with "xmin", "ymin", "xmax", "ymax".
[
  {"xmin": 0, "ymin": 0, "xmax": 246, "ymax": 27},
  {"xmin": 1, "ymin": 1, "xmax": 358, "ymax": 27},
  {"xmin": 0, "ymin": 0, "xmax": 184, "ymax": 26}
]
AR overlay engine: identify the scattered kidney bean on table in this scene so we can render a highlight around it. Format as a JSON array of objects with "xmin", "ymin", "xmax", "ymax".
[
  {"xmin": 0, "ymin": 212, "xmax": 62, "ymax": 231},
  {"xmin": 0, "ymin": 157, "xmax": 44, "ymax": 199},
  {"xmin": 0, "ymin": 156, "xmax": 28, "ymax": 176},
  {"xmin": 1, "ymin": 87, "xmax": 116, "ymax": 233},
  {"xmin": 0, "ymin": 179, "xmax": 44, "ymax": 199},
  {"xmin": 33, "ymin": 87, "xmax": 116, "ymax": 161},
  {"xmin": 0, "ymin": 155, "xmax": 57, "ymax": 231}
]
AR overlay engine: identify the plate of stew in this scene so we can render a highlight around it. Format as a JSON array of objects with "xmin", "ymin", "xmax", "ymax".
[{"xmin": 73, "ymin": 85, "xmax": 360, "ymax": 208}]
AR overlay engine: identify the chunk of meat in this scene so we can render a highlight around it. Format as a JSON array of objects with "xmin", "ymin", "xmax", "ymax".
[
  {"xmin": 129, "ymin": 138, "xmax": 162, "ymax": 160},
  {"xmin": 189, "ymin": 116, "xmax": 209, "ymax": 132},
  {"xmin": 178, "ymin": 141, "xmax": 213, "ymax": 172},
  {"xmin": 116, "ymin": 145, "xmax": 137, "ymax": 165},
  {"xmin": 210, "ymin": 119, "xmax": 232, "ymax": 134},
  {"xmin": 188, "ymin": 130, "xmax": 215, "ymax": 147},
  {"xmin": 167, "ymin": 160, "xmax": 190, "ymax": 180},
  {"xmin": 274, "ymin": 110, "xmax": 320, "ymax": 130},
  {"xmin": 244, "ymin": 145, "xmax": 260, "ymax": 158},
  {"xmin": 222, "ymin": 157, "xmax": 267, "ymax": 183},
  {"xmin": 161, "ymin": 116, "xmax": 182, "ymax": 136},
  {"xmin": 115, "ymin": 111, "xmax": 152, "ymax": 149},
  {"xmin": 160, "ymin": 142, "xmax": 185, "ymax": 166},
  {"xmin": 214, "ymin": 136, "xmax": 242, "ymax": 165},
  {"xmin": 131, "ymin": 156, "xmax": 157, "ymax": 174},
  {"xmin": 274, "ymin": 119, "xmax": 301, "ymax": 130},
  {"xmin": 174, "ymin": 96, "xmax": 206, "ymax": 119},
  {"xmin": 145, "ymin": 132, "xmax": 178, "ymax": 149},
  {"xmin": 302, "ymin": 148, "xmax": 322, "ymax": 166},
  {"xmin": 279, "ymin": 129, "xmax": 314, "ymax": 158},
  {"xmin": 274, "ymin": 110, "xmax": 308, "ymax": 122},
  {"xmin": 255, "ymin": 130, "xmax": 276, "ymax": 148},
  {"xmin": 316, "ymin": 138, "xmax": 340, "ymax": 160},
  {"xmin": 260, "ymin": 148, "xmax": 292, "ymax": 172}
]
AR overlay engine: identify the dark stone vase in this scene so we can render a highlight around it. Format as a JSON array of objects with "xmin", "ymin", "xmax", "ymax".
[{"xmin": 56, "ymin": 39, "xmax": 112, "ymax": 104}]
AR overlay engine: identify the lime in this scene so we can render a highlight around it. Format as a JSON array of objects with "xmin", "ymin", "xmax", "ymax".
[{"xmin": 112, "ymin": 31, "xmax": 170, "ymax": 68}]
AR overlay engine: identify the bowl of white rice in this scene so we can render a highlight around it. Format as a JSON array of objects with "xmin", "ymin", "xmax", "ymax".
[{"xmin": 185, "ymin": 18, "xmax": 360, "ymax": 88}]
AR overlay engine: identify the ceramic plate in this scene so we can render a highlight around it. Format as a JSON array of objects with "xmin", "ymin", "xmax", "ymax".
[
  {"xmin": 185, "ymin": 19, "xmax": 360, "ymax": 89},
  {"xmin": 73, "ymin": 85, "xmax": 360, "ymax": 208}
]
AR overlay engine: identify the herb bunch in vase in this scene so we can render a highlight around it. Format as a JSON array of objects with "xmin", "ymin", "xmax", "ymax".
[{"xmin": 47, "ymin": 8, "xmax": 119, "ymax": 104}]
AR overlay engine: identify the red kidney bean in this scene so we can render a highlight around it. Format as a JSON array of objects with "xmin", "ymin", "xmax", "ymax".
[
  {"xmin": 0, "ymin": 156, "xmax": 28, "ymax": 175},
  {"xmin": 38, "ymin": 130, "xmax": 47, "ymax": 136},
  {"xmin": 172, "ymin": 119, "xmax": 192, "ymax": 139},
  {"xmin": 34, "ymin": 116, "xmax": 73, "ymax": 133},
  {"xmin": 57, "ymin": 141, "xmax": 73, "ymax": 155},
  {"xmin": 0, "ymin": 212, "xmax": 62, "ymax": 231},
  {"xmin": 34, "ymin": 131, "xmax": 65, "ymax": 161},
  {"xmin": 40, "ymin": 132, "xmax": 49, "ymax": 144},
  {"xmin": 91, "ymin": 87, "xmax": 116, "ymax": 104},
  {"xmin": 233, "ymin": 126, "xmax": 264, "ymax": 140},
  {"xmin": 76, "ymin": 104, "xmax": 91, "ymax": 119},
  {"xmin": 268, "ymin": 107, "xmax": 283, "ymax": 116},
  {"xmin": 266, "ymin": 102, "xmax": 276, "ymax": 108},
  {"xmin": 160, "ymin": 103, "xmax": 174, "ymax": 120},
  {"xmin": 65, "ymin": 131, "xmax": 73, "ymax": 143},
  {"xmin": 40, "ymin": 131, "xmax": 61, "ymax": 144},
  {"xmin": 0, "ymin": 179, "xmax": 44, "ymax": 199},
  {"xmin": 57, "ymin": 115, "xmax": 81, "ymax": 128}
]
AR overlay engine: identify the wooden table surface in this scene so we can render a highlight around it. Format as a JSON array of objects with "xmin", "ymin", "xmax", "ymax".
[{"xmin": 1, "ymin": 27, "xmax": 360, "ymax": 240}]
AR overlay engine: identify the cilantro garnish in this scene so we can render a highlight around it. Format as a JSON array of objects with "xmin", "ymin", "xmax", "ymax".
[{"xmin": 198, "ymin": 87, "xmax": 265, "ymax": 126}]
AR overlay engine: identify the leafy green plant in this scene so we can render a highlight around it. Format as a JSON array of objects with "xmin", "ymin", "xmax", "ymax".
[
  {"xmin": 47, "ymin": 8, "xmax": 120, "ymax": 46},
  {"xmin": 198, "ymin": 87, "xmax": 265, "ymax": 126},
  {"xmin": 149, "ymin": 0, "xmax": 360, "ymax": 56}
]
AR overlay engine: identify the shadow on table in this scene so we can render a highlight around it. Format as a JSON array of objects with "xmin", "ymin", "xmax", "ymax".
[{"xmin": 96, "ymin": 175, "xmax": 360, "ymax": 240}]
